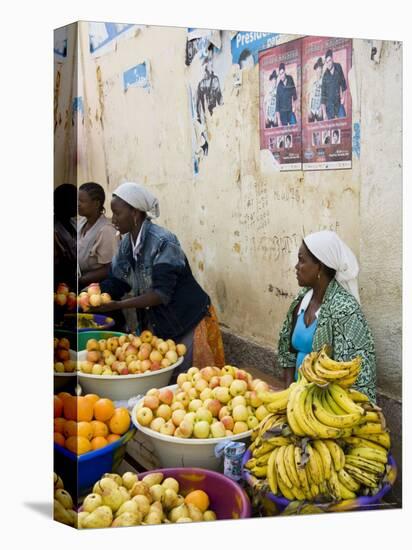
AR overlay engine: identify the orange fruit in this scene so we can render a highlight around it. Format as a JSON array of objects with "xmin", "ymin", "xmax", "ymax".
[
  {"xmin": 108, "ymin": 407, "xmax": 130, "ymax": 435},
  {"xmin": 64, "ymin": 420, "xmax": 78, "ymax": 438},
  {"xmin": 65, "ymin": 435, "xmax": 91, "ymax": 455},
  {"xmin": 54, "ymin": 432, "xmax": 65, "ymax": 446},
  {"xmin": 54, "ymin": 417, "xmax": 66, "ymax": 434},
  {"xmin": 77, "ymin": 396, "xmax": 94, "ymax": 422},
  {"xmin": 77, "ymin": 421, "xmax": 93, "ymax": 440},
  {"xmin": 90, "ymin": 420, "xmax": 109, "ymax": 438},
  {"xmin": 184, "ymin": 490, "xmax": 210, "ymax": 513},
  {"xmin": 106, "ymin": 434, "xmax": 121, "ymax": 444},
  {"xmin": 84, "ymin": 394, "xmax": 100, "ymax": 406},
  {"xmin": 57, "ymin": 391, "xmax": 72, "ymax": 404},
  {"xmin": 63, "ymin": 396, "xmax": 78, "ymax": 421},
  {"xmin": 54, "ymin": 396, "xmax": 64, "ymax": 418},
  {"xmin": 91, "ymin": 436, "xmax": 108, "ymax": 450},
  {"xmin": 93, "ymin": 398, "xmax": 115, "ymax": 422}
]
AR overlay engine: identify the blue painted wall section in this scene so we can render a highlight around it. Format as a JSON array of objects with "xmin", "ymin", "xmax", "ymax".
[
  {"xmin": 231, "ymin": 32, "xmax": 279, "ymax": 65},
  {"xmin": 123, "ymin": 62, "xmax": 150, "ymax": 91},
  {"xmin": 89, "ymin": 23, "xmax": 134, "ymax": 54},
  {"xmin": 353, "ymin": 122, "xmax": 361, "ymax": 158}
]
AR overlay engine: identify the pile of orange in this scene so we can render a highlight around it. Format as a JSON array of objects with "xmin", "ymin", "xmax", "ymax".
[{"xmin": 53, "ymin": 393, "xmax": 131, "ymax": 455}]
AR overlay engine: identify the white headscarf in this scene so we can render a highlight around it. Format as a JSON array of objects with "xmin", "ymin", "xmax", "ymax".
[
  {"xmin": 113, "ymin": 181, "xmax": 160, "ymax": 218},
  {"xmin": 304, "ymin": 230, "xmax": 361, "ymax": 303}
]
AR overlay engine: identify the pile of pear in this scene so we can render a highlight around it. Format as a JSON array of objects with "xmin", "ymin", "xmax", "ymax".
[
  {"xmin": 53, "ymin": 473, "xmax": 77, "ymax": 526},
  {"xmin": 78, "ymin": 471, "xmax": 216, "ymax": 528}
]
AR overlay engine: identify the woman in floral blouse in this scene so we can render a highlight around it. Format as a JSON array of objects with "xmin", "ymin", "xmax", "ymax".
[{"xmin": 277, "ymin": 230, "xmax": 377, "ymax": 402}]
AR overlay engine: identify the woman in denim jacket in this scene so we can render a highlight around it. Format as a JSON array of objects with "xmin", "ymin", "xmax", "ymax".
[{"xmin": 93, "ymin": 182, "xmax": 225, "ymax": 372}]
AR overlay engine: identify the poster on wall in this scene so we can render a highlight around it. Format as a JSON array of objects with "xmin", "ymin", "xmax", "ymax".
[
  {"xmin": 231, "ymin": 32, "xmax": 279, "ymax": 69},
  {"xmin": 302, "ymin": 36, "xmax": 352, "ymax": 170},
  {"xmin": 259, "ymin": 39, "xmax": 302, "ymax": 170},
  {"xmin": 89, "ymin": 22, "xmax": 144, "ymax": 57}
]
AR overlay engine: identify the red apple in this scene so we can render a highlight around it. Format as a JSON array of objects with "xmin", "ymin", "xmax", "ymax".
[
  {"xmin": 56, "ymin": 283, "xmax": 69, "ymax": 295},
  {"xmin": 87, "ymin": 283, "xmax": 100, "ymax": 296},
  {"xmin": 158, "ymin": 388, "xmax": 174, "ymax": 405},
  {"xmin": 221, "ymin": 415, "xmax": 234, "ymax": 431},
  {"xmin": 206, "ymin": 399, "xmax": 222, "ymax": 418},
  {"xmin": 150, "ymin": 361, "xmax": 161, "ymax": 371},
  {"xmin": 143, "ymin": 395, "xmax": 160, "ymax": 410},
  {"xmin": 55, "ymin": 293, "xmax": 67, "ymax": 307}
]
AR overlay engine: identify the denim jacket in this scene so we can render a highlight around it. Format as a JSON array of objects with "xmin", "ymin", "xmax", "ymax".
[{"xmin": 100, "ymin": 219, "xmax": 210, "ymax": 340}]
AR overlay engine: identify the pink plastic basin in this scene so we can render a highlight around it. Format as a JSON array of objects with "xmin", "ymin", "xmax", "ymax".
[{"xmin": 138, "ymin": 467, "xmax": 251, "ymax": 520}]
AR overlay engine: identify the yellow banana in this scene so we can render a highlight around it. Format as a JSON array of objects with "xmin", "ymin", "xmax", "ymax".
[
  {"xmin": 245, "ymin": 458, "xmax": 257, "ymax": 469},
  {"xmin": 327, "ymin": 465, "xmax": 341, "ymax": 500},
  {"xmin": 347, "ymin": 446, "xmax": 388, "ymax": 464},
  {"xmin": 304, "ymin": 385, "xmax": 344, "ymax": 438},
  {"xmin": 327, "ymin": 384, "xmax": 365, "ymax": 415},
  {"xmin": 284, "ymin": 444, "xmax": 301, "ymax": 488},
  {"xmin": 309, "ymin": 482, "xmax": 320, "ymax": 499},
  {"xmin": 317, "ymin": 346, "xmax": 361, "ymax": 371},
  {"xmin": 294, "ymin": 446, "xmax": 311, "ymax": 495},
  {"xmin": 250, "ymin": 465, "xmax": 268, "ymax": 478},
  {"xmin": 266, "ymin": 448, "xmax": 278, "ymax": 495},
  {"xmin": 347, "ymin": 388, "xmax": 369, "ymax": 403},
  {"xmin": 359, "ymin": 431, "xmax": 391, "ymax": 449},
  {"xmin": 338, "ymin": 468, "xmax": 360, "ymax": 492},
  {"xmin": 344, "ymin": 464, "xmax": 378, "ymax": 488},
  {"xmin": 345, "ymin": 455, "xmax": 386, "ymax": 475},
  {"xmin": 286, "ymin": 385, "xmax": 306, "ymax": 437},
  {"xmin": 352, "ymin": 422, "xmax": 385, "ymax": 436},
  {"xmin": 258, "ymin": 387, "xmax": 291, "ymax": 403},
  {"xmin": 277, "ymin": 476, "xmax": 295, "ymax": 500},
  {"xmin": 337, "ymin": 480, "xmax": 357, "ymax": 500},
  {"xmin": 342, "ymin": 436, "xmax": 388, "ymax": 452},
  {"xmin": 264, "ymin": 435, "xmax": 292, "ymax": 447},
  {"xmin": 255, "ymin": 452, "xmax": 273, "ymax": 466},
  {"xmin": 275, "ymin": 444, "xmax": 293, "ymax": 489},
  {"xmin": 358, "ymin": 411, "xmax": 381, "ymax": 423},
  {"xmin": 312, "ymin": 387, "xmax": 362, "ymax": 428},
  {"xmin": 291, "ymin": 485, "xmax": 306, "ymax": 501},
  {"xmin": 306, "ymin": 443, "xmax": 323, "ymax": 485},
  {"xmin": 300, "ymin": 352, "xmax": 329, "ymax": 386},
  {"xmin": 313, "ymin": 360, "xmax": 350, "ymax": 380},
  {"xmin": 323, "ymin": 439, "xmax": 345, "ymax": 471},
  {"xmin": 293, "ymin": 384, "xmax": 319, "ymax": 437},
  {"xmin": 267, "ymin": 401, "xmax": 289, "ymax": 413},
  {"xmin": 323, "ymin": 388, "xmax": 347, "ymax": 415},
  {"xmin": 313, "ymin": 440, "xmax": 332, "ymax": 480}
]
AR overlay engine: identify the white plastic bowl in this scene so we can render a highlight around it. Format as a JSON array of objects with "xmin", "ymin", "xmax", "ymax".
[
  {"xmin": 53, "ymin": 349, "xmax": 77, "ymax": 391},
  {"xmin": 131, "ymin": 384, "xmax": 252, "ymax": 471},
  {"xmin": 77, "ymin": 351, "xmax": 183, "ymax": 400}
]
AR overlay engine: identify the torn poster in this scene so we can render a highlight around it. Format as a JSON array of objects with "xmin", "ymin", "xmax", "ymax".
[
  {"xmin": 89, "ymin": 22, "xmax": 143, "ymax": 57},
  {"xmin": 231, "ymin": 32, "xmax": 279, "ymax": 69},
  {"xmin": 302, "ymin": 36, "xmax": 352, "ymax": 170},
  {"xmin": 123, "ymin": 62, "xmax": 151, "ymax": 92},
  {"xmin": 259, "ymin": 39, "xmax": 302, "ymax": 170},
  {"xmin": 54, "ymin": 26, "xmax": 68, "ymax": 58},
  {"xmin": 185, "ymin": 28, "xmax": 221, "ymax": 66}
]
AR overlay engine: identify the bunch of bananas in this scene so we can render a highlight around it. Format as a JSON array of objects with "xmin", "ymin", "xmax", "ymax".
[
  {"xmin": 300, "ymin": 346, "xmax": 361, "ymax": 388},
  {"xmin": 244, "ymin": 350, "xmax": 394, "ymax": 505}
]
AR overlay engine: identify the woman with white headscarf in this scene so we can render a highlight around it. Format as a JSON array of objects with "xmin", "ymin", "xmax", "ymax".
[
  {"xmin": 277, "ymin": 230, "xmax": 377, "ymax": 402},
  {"xmin": 91, "ymin": 181, "xmax": 225, "ymax": 373}
]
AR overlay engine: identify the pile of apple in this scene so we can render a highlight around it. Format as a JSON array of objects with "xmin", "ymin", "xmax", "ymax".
[
  {"xmin": 78, "ymin": 282, "xmax": 112, "ymax": 311},
  {"xmin": 54, "ymin": 337, "xmax": 76, "ymax": 373},
  {"xmin": 135, "ymin": 365, "xmax": 272, "ymax": 439},
  {"xmin": 78, "ymin": 331, "xmax": 186, "ymax": 376},
  {"xmin": 78, "ymin": 471, "xmax": 216, "ymax": 528},
  {"xmin": 54, "ymin": 282, "xmax": 77, "ymax": 310}
]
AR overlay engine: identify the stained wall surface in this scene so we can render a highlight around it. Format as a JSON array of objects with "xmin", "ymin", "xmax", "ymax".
[{"xmin": 54, "ymin": 23, "xmax": 402, "ymax": 398}]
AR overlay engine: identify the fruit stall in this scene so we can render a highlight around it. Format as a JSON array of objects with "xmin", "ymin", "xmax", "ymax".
[{"xmin": 53, "ymin": 284, "xmax": 397, "ymax": 528}]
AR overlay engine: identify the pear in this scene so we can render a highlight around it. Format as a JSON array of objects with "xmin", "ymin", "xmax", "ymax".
[
  {"xmin": 130, "ymin": 481, "xmax": 152, "ymax": 501},
  {"xmin": 187, "ymin": 503, "xmax": 203, "ymax": 522},
  {"xmin": 161, "ymin": 477, "xmax": 179, "ymax": 494},
  {"xmin": 169, "ymin": 503, "xmax": 189, "ymax": 523},
  {"xmin": 115, "ymin": 499, "xmax": 139, "ymax": 518},
  {"xmin": 162, "ymin": 489, "xmax": 179, "ymax": 510},
  {"xmin": 54, "ymin": 473, "xmax": 64, "ymax": 491},
  {"xmin": 55, "ymin": 489, "xmax": 73, "ymax": 510},
  {"xmin": 83, "ymin": 493, "xmax": 103, "ymax": 513},
  {"xmin": 176, "ymin": 517, "xmax": 193, "ymax": 523},
  {"xmin": 54, "ymin": 499, "xmax": 73, "ymax": 525},
  {"xmin": 111, "ymin": 512, "xmax": 142, "ymax": 527},
  {"xmin": 149, "ymin": 484, "xmax": 165, "ymax": 502},
  {"xmin": 77, "ymin": 511, "xmax": 90, "ymax": 529},
  {"xmin": 66, "ymin": 510, "xmax": 78, "ymax": 527},
  {"xmin": 101, "ymin": 487, "xmax": 124, "ymax": 512},
  {"xmin": 118, "ymin": 486, "xmax": 130, "ymax": 504},
  {"xmin": 173, "ymin": 495, "xmax": 185, "ymax": 507},
  {"xmin": 122, "ymin": 472, "xmax": 138, "ymax": 490},
  {"xmin": 203, "ymin": 510, "xmax": 217, "ymax": 521},
  {"xmin": 149, "ymin": 501, "xmax": 164, "ymax": 519},
  {"xmin": 132, "ymin": 495, "xmax": 151, "ymax": 516},
  {"xmin": 93, "ymin": 477, "xmax": 118, "ymax": 495},
  {"xmin": 103, "ymin": 473, "xmax": 123, "ymax": 486},
  {"xmin": 141, "ymin": 472, "xmax": 164, "ymax": 487},
  {"xmin": 82, "ymin": 506, "xmax": 113, "ymax": 529},
  {"xmin": 143, "ymin": 511, "xmax": 162, "ymax": 525}
]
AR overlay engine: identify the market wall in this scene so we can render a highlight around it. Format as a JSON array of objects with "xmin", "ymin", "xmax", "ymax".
[{"xmin": 54, "ymin": 23, "xmax": 402, "ymax": 401}]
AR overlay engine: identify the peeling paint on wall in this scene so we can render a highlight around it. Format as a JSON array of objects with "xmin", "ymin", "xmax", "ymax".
[{"xmin": 353, "ymin": 121, "xmax": 361, "ymax": 158}]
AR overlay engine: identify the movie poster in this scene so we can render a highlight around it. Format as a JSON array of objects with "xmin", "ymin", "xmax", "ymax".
[
  {"xmin": 302, "ymin": 36, "xmax": 352, "ymax": 170},
  {"xmin": 259, "ymin": 39, "xmax": 302, "ymax": 171}
]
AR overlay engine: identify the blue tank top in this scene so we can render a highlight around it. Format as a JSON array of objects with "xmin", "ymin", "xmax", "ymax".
[{"xmin": 291, "ymin": 311, "xmax": 318, "ymax": 379}]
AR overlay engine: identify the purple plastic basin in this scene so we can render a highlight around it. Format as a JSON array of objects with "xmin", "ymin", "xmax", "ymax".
[
  {"xmin": 138, "ymin": 467, "xmax": 251, "ymax": 520},
  {"xmin": 241, "ymin": 448, "xmax": 397, "ymax": 513}
]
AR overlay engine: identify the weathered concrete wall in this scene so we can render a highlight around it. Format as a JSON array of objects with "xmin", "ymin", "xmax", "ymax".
[{"xmin": 55, "ymin": 23, "xmax": 402, "ymax": 401}]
